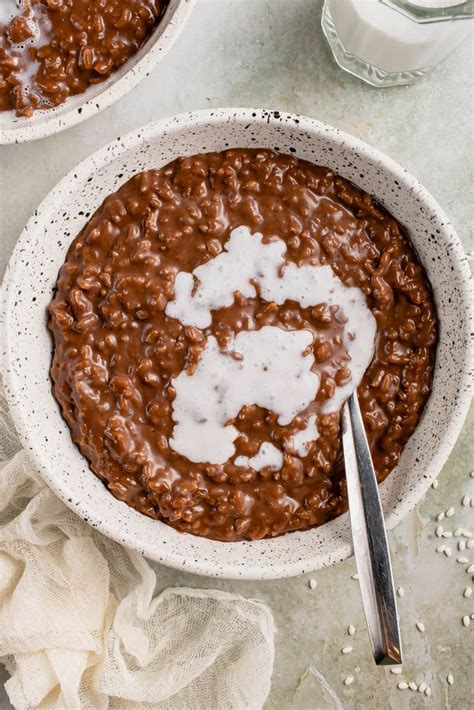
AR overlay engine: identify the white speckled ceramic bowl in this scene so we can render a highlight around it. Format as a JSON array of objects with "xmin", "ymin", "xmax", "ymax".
[
  {"xmin": 1, "ymin": 109, "xmax": 473, "ymax": 579},
  {"xmin": 0, "ymin": 0, "xmax": 194, "ymax": 145}
]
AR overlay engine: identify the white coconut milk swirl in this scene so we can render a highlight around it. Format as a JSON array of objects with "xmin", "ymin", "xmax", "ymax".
[{"xmin": 166, "ymin": 225, "xmax": 376, "ymax": 465}]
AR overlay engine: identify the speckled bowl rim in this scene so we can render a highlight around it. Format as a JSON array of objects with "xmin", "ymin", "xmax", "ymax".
[
  {"xmin": 1, "ymin": 109, "xmax": 473, "ymax": 579},
  {"xmin": 0, "ymin": 0, "xmax": 195, "ymax": 145}
]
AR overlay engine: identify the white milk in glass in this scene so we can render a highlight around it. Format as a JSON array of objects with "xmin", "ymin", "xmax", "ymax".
[{"xmin": 322, "ymin": 0, "xmax": 473, "ymax": 86}]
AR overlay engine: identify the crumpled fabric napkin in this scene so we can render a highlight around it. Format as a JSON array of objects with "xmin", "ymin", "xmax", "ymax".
[{"xmin": 0, "ymin": 387, "xmax": 274, "ymax": 709}]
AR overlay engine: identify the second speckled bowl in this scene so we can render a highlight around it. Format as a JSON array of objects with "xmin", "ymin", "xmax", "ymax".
[
  {"xmin": 1, "ymin": 109, "xmax": 472, "ymax": 578},
  {"xmin": 0, "ymin": 0, "xmax": 195, "ymax": 144}
]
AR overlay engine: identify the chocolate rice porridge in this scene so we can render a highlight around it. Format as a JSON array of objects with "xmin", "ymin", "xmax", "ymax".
[
  {"xmin": 48, "ymin": 149, "xmax": 437, "ymax": 542},
  {"xmin": 0, "ymin": 0, "xmax": 168, "ymax": 117}
]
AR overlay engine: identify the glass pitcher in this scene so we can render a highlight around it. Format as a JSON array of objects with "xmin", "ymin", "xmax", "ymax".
[{"xmin": 321, "ymin": 0, "xmax": 474, "ymax": 87}]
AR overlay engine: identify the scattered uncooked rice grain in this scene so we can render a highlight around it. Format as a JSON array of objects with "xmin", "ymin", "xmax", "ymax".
[
  {"xmin": 308, "ymin": 578, "xmax": 317, "ymax": 590},
  {"xmin": 464, "ymin": 586, "xmax": 472, "ymax": 598},
  {"xmin": 454, "ymin": 528, "xmax": 463, "ymax": 537},
  {"xmin": 390, "ymin": 668, "xmax": 402, "ymax": 675},
  {"xmin": 462, "ymin": 495, "xmax": 471, "ymax": 507},
  {"xmin": 432, "ymin": 480, "xmax": 439, "ymax": 489},
  {"xmin": 444, "ymin": 548, "xmax": 452, "ymax": 558},
  {"xmin": 397, "ymin": 586, "xmax": 404, "ymax": 598},
  {"xmin": 447, "ymin": 674, "xmax": 454, "ymax": 686},
  {"xmin": 416, "ymin": 622, "xmax": 425, "ymax": 632},
  {"xmin": 463, "ymin": 531, "xmax": 473, "ymax": 538},
  {"xmin": 351, "ymin": 574, "xmax": 359, "ymax": 580},
  {"xmin": 425, "ymin": 687, "xmax": 432, "ymax": 697},
  {"xmin": 437, "ymin": 512, "xmax": 445, "ymax": 522},
  {"xmin": 418, "ymin": 682, "xmax": 427, "ymax": 693},
  {"xmin": 442, "ymin": 531, "xmax": 453, "ymax": 538},
  {"xmin": 467, "ymin": 539, "xmax": 474, "ymax": 549},
  {"xmin": 398, "ymin": 682, "xmax": 409, "ymax": 690},
  {"xmin": 344, "ymin": 676, "xmax": 354, "ymax": 686},
  {"xmin": 348, "ymin": 625, "xmax": 355, "ymax": 636},
  {"xmin": 457, "ymin": 557, "xmax": 469, "ymax": 564},
  {"xmin": 470, "ymin": 471, "xmax": 474, "ymax": 478},
  {"xmin": 342, "ymin": 647, "xmax": 353, "ymax": 654},
  {"xmin": 467, "ymin": 564, "xmax": 474, "ymax": 574},
  {"xmin": 435, "ymin": 526, "xmax": 444, "ymax": 537},
  {"xmin": 458, "ymin": 540, "xmax": 466, "ymax": 552},
  {"xmin": 463, "ymin": 616, "xmax": 470, "ymax": 627},
  {"xmin": 445, "ymin": 507, "xmax": 455, "ymax": 518},
  {"xmin": 436, "ymin": 545, "xmax": 447, "ymax": 553},
  {"xmin": 409, "ymin": 682, "xmax": 418, "ymax": 691}
]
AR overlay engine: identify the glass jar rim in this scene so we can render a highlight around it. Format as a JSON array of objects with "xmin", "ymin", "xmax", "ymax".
[{"xmin": 382, "ymin": 0, "xmax": 474, "ymax": 21}]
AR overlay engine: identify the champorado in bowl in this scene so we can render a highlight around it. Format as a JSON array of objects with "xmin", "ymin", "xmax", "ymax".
[
  {"xmin": 1, "ymin": 109, "xmax": 472, "ymax": 579},
  {"xmin": 0, "ymin": 0, "xmax": 195, "ymax": 144}
]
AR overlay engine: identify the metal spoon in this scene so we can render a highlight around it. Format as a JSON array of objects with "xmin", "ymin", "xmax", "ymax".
[{"xmin": 342, "ymin": 391, "xmax": 402, "ymax": 665}]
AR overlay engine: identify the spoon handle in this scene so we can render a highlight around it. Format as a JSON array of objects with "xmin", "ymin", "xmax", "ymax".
[{"xmin": 342, "ymin": 391, "xmax": 403, "ymax": 665}]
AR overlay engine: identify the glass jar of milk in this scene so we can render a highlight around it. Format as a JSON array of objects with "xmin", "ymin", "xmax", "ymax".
[{"xmin": 321, "ymin": 0, "xmax": 473, "ymax": 86}]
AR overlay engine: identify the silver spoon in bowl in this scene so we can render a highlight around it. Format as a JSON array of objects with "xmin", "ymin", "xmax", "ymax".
[{"xmin": 342, "ymin": 390, "xmax": 403, "ymax": 665}]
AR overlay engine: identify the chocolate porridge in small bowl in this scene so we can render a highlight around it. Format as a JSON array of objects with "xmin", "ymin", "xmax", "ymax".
[
  {"xmin": 2, "ymin": 110, "xmax": 472, "ymax": 577},
  {"xmin": 0, "ymin": 0, "xmax": 194, "ymax": 143}
]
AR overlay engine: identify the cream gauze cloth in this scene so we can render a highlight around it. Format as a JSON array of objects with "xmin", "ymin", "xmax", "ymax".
[{"xmin": 0, "ymin": 387, "xmax": 274, "ymax": 709}]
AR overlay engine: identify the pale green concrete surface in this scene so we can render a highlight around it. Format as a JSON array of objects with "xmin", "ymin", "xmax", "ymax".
[{"xmin": 0, "ymin": 2, "xmax": 472, "ymax": 708}]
